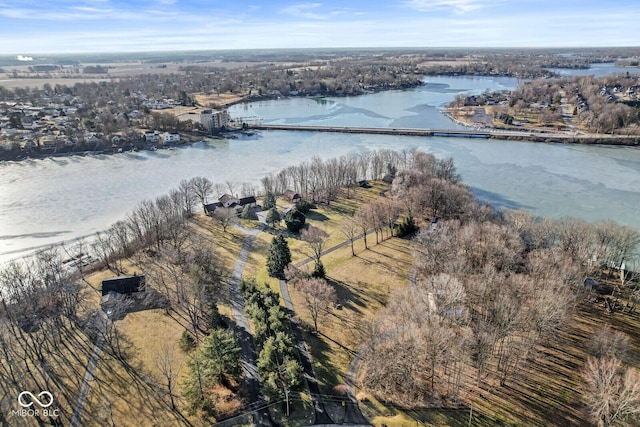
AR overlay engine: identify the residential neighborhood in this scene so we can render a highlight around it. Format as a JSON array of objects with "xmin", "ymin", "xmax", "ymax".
[{"xmin": 0, "ymin": 88, "xmax": 231, "ymax": 159}]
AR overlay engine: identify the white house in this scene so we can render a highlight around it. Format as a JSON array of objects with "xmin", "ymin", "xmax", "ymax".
[
  {"xmin": 144, "ymin": 131, "xmax": 159, "ymax": 143},
  {"xmin": 161, "ymin": 132, "xmax": 180, "ymax": 144}
]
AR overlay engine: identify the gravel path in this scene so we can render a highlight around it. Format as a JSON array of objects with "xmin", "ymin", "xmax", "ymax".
[{"xmin": 70, "ymin": 313, "xmax": 108, "ymax": 427}]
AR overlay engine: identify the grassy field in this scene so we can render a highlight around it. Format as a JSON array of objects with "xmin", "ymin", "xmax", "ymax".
[{"xmin": 77, "ymin": 215, "xmax": 248, "ymax": 426}]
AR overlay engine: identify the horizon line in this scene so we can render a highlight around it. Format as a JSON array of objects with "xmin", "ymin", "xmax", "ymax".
[{"xmin": 2, "ymin": 45, "xmax": 640, "ymax": 57}]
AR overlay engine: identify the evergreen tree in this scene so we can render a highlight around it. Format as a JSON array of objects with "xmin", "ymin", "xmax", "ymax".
[
  {"xmin": 199, "ymin": 328, "xmax": 242, "ymax": 382},
  {"xmin": 266, "ymin": 207, "xmax": 281, "ymax": 227},
  {"xmin": 267, "ymin": 235, "xmax": 291, "ymax": 277},
  {"xmin": 284, "ymin": 208, "xmax": 306, "ymax": 233},
  {"xmin": 241, "ymin": 204, "xmax": 258, "ymax": 220},
  {"xmin": 182, "ymin": 328, "xmax": 241, "ymax": 415},
  {"xmin": 263, "ymin": 191, "xmax": 276, "ymax": 210}
]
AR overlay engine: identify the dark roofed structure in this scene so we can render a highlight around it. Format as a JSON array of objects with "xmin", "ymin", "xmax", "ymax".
[
  {"xmin": 101, "ymin": 274, "xmax": 145, "ymax": 296},
  {"xmin": 204, "ymin": 202, "xmax": 222, "ymax": 216},
  {"xmin": 239, "ymin": 196, "xmax": 257, "ymax": 206},
  {"xmin": 219, "ymin": 193, "xmax": 239, "ymax": 207}
]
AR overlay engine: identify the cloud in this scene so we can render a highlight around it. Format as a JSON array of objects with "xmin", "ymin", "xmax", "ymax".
[
  {"xmin": 281, "ymin": 2, "xmax": 327, "ymax": 20},
  {"xmin": 17, "ymin": 55, "xmax": 33, "ymax": 61},
  {"xmin": 403, "ymin": 0, "xmax": 486, "ymax": 14}
]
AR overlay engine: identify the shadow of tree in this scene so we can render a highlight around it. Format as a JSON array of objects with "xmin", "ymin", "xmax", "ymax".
[{"xmin": 305, "ymin": 211, "xmax": 329, "ymax": 222}]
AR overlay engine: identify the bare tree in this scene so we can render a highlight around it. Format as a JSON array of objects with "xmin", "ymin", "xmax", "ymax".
[
  {"xmin": 339, "ymin": 217, "xmax": 358, "ymax": 256},
  {"xmin": 212, "ymin": 207, "xmax": 237, "ymax": 233},
  {"xmin": 293, "ymin": 277, "xmax": 337, "ymax": 334},
  {"xmin": 189, "ymin": 176, "xmax": 213, "ymax": 207},
  {"xmin": 300, "ymin": 226, "xmax": 329, "ymax": 271},
  {"xmin": 154, "ymin": 344, "xmax": 183, "ymax": 411},
  {"xmin": 582, "ymin": 356, "xmax": 640, "ymax": 426},
  {"xmin": 354, "ymin": 205, "xmax": 372, "ymax": 250},
  {"xmin": 589, "ymin": 326, "xmax": 631, "ymax": 363},
  {"xmin": 178, "ymin": 178, "xmax": 198, "ymax": 217}
]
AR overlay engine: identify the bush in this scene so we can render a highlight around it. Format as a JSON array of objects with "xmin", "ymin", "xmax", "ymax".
[
  {"xmin": 395, "ymin": 215, "xmax": 417, "ymax": 238},
  {"xmin": 311, "ymin": 261, "xmax": 326, "ymax": 278},
  {"xmin": 179, "ymin": 330, "xmax": 197, "ymax": 353},
  {"xmin": 285, "ymin": 209, "xmax": 306, "ymax": 233},
  {"xmin": 296, "ymin": 199, "xmax": 313, "ymax": 214}
]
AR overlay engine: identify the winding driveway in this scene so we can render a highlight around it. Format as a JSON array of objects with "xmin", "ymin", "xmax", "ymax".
[
  {"xmin": 70, "ymin": 312, "xmax": 108, "ymax": 427},
  {"xmin": 229, "ymin": 224, "xmax": 275, "ymax": 427}
]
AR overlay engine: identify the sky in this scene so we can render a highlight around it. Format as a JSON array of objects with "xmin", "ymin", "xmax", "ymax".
[{"xmin": 1, "ymin": 0, "xmax": 639, "ymax": 54}]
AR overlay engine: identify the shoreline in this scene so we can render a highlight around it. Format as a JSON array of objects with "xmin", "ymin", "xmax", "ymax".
[{"xmin": 443, "ymin": 108, "xmax": 640, "ymax": 146}]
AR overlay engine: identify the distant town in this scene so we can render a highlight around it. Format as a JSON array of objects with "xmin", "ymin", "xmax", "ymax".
[{"xmin": 3, "ymin": 47, "xmax": 640, "ymax": 160}]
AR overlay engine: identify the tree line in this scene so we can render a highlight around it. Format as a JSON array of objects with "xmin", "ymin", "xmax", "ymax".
[{"xmin": 354, "ymin": 152, "xmax": 640, "ymax": 424}]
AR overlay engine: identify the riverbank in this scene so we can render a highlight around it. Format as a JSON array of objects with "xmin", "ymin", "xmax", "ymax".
[{"xmin": 445, "ymin": 107, "xmax": 640, "ymax": 146}]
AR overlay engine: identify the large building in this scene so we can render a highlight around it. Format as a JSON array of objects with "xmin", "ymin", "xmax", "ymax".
[{"xmin": 199, "ymin": 109, "xmax": 230, "ymax": 132}]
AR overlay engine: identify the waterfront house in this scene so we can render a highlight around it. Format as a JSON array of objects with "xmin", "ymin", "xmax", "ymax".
[
  {"xmin": 239, "ymin": 196, "xmax": 257, "ymax": 208},
  {"xmin": 161, "ymin": 132, "xmax": 180, "ymax": 144},
  {"xmin": 144, "ymin": 131, "xmax": 160, "ymax": 143},
  {"xmin": 282, "ymin": 190, "xmax": 301, "ymax": 204},
  {"xmin": 219, "ymin": 194, "xmax": 240, "ymax": 208},
  {"xmin": 204, "ymin": 202, "xmax": 222, "ymax": 216},
  {"xmin": 101, "ymin": 274, "xmax": 145, "ymax": 296}
]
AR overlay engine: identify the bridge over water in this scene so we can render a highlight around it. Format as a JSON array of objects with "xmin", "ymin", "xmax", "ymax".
[
  {"xmin": 246, "ymin": 124, "xmax": 640, "ymax": 145},
  {"xmin": 248, "ymin": 124, "xmax": 491, "ymax": 138}
]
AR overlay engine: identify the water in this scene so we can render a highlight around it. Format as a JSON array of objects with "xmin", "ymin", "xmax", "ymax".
[
  {"xmin": 549, "ymin": 62, "xmax": 640, "ymax": 77},
  {"xmin": 1, "ymin": 74, "xmax": 639, "ymax": 263}
]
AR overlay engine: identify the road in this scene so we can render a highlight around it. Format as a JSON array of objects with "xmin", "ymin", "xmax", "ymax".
[
  {"xmin": 280, "ymin": 278, "xmax": 335, "ymax": 424},
  {"xmin": 249, "ymin": 123, "xmax": 640, "ymax": 144},
  {"xmin": 229, "ymin": 224, "xmax": 275, "ymax": 427}
]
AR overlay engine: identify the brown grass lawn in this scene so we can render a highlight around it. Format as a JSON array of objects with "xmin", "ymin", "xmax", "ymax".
[
  {"xmin": 290, "ymin": 237, "xmax": 414, "ymax": 390},
  {"xmin": 72, "ymin": 185, "xmax": 640, "ymax": 427},
  {"xmin": 75, "ymin": 214, "xmax": 248, "ymax": 426},
  {"xmin": 193, "ymin": 92, "xmax": 249, "ymax": 108}
]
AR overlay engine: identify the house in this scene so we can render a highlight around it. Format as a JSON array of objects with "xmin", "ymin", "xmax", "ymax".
[
  {"xmin": 101, "ymin": 274, "xmax": 145, "ymax": 296},
  {"xmin": 88, "ymin": 134, "xmax": 103, "ymax": 146},
  {"xmin": 584, "ymin": 278, "xmax": 608, "ymax": 295},
  {"xmin": 144, "ymin": 131, "xmax": 159, "ymax": 143},
  {"xmin": 204, "ymin": 202, "xmax": 222, "ymax": 216},
  {"xmin": 282, "ymin": 190, "xmax": 301, "ymax": 204},
  {"xmin": 382, "ymin": 174, "xmax": 394, "ymax": 184},
  {"xmin": 239, "ymin": 196, "xmax": 257, "ymax": 208},
  {"xmin": 40, "ymin": 135, "xmax": 58, "ymax": 150},
  {"xmin": 219, "ymin": 194, "xmax": 240, "ymax": 208},
  {"xmin": 161, "ymin": 132, "xmax": 180, "ymax": 144}
]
